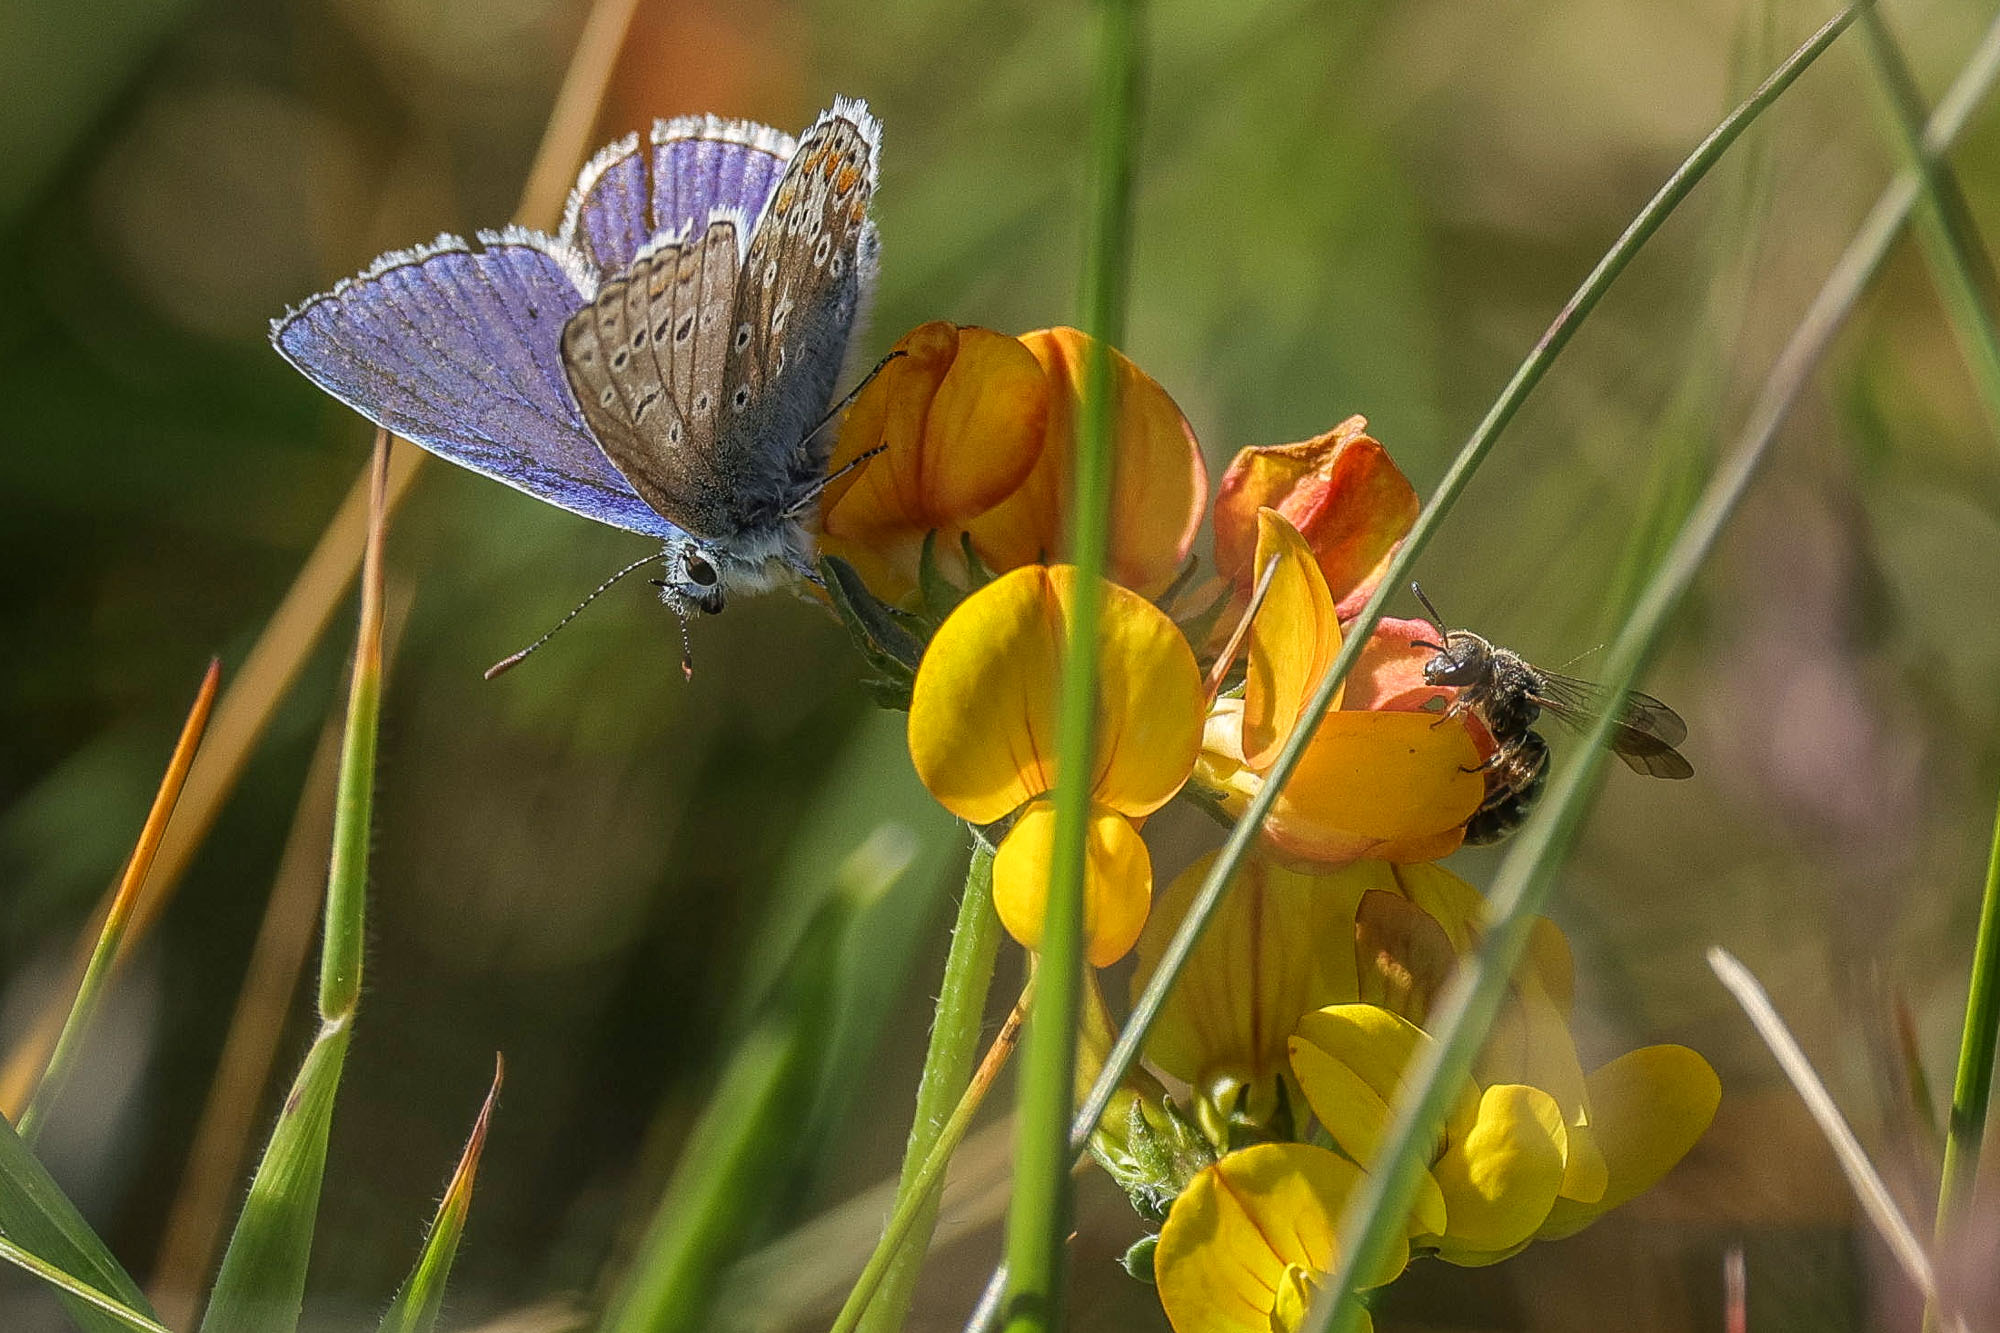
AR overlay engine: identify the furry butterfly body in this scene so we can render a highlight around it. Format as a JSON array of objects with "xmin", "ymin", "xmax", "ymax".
[{"xmin": 272, "ymin": 99, "xmax": 882, "ymax": 624}]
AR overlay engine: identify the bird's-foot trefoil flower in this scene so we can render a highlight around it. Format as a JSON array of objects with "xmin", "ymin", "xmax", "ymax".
[
  {"xmin": 906, "ymin": 564, "xmax": 1204, "ymax": 965},
  {"xmin": 1212, "ymin": 414, "xmax": 1419, "ymax": 621},
  {"xmin": 1195, "ymin": 508, "xmax": 1485, "ymax": 865},
  {"xmin": 819, "ymin": 323, "xmax": 1208, "ymax": 604}
]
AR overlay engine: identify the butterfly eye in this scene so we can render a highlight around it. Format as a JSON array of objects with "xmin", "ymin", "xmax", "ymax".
[{"xmin": 685, "ymin": 553, "xmax": 719, "ymax": 587}]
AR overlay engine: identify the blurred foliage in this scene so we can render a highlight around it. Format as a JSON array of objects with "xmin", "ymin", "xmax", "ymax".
[{"xmin": 7, "ymin": 0, "xmax": 2000, "ymax": 1329}]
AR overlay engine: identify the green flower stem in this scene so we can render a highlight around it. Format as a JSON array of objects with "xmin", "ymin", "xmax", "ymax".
[
  {"xmin": 1061, "ymin": 2, "xmax": 1861, "ymax": 1168},
  {"xmin": 999, "ymin": 1, "xmax": 1142, "ymax": 1330},
  {"xmin": 18, "ymin": 658, "xmax": 219, "ymax": 1145},
  {"xmin": 836, "ymin": 973, "xmax": 1031, "ymax": 1333},
  {"xmin": 1305, "ymin": 15, "xmax": 2000, "ymax": 1333},
  {"xmin": 850, "ymin": 841, "xmax": 1003, "ymax": 1333},
  {"xmin": 1936, "ymin": 786, "xmax": 2000, "ymax": 1237},
  {"xmin": 1855, "ymin": 0, "xmax": 2000, "ymax": 438}
]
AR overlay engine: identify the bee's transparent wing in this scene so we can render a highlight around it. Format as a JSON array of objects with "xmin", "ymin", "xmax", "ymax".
[{"xmin": 1531, "ymin": 671, "xmax": 1694, "ymax": 779}]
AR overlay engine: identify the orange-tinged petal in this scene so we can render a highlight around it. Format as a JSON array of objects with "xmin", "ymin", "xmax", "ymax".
[
  {"xmin": 1132, "ymin": 854, "xmax": 1369, "ymax": 1101},
  {"xmin": 1213, "ymin": 416, "xmax": 1419, "ymax": 613},
  {"xmin": 1346, "ymin": 618, "xmax": 1456, "ymax": 714},
  {"xmin": 908, "ymin": 565, "xmax": 1062, "ymax": 823},
  {"xmin": 821, "ymin": 321, "xmax": 1048, "ymax": 533},
  {"xmin": 1429, "ymin": 1083, "xmax": 1567, "ymax": 1255},
  {"xmin": 1258, "ymin": 711, "xmax": 1484, "ymax": 866},
  {"xmin": 964, "ymin": 328, "xmax": 1207, "ymax": 595},
  {"xmin": 993, "ymin": 799, "xmax": 1152, "ymax": 966},
  {"xmin": 1242, "ymin": 510, "xmax": 1344, "ymax": 771},
  {"xmin": 1156, "ymin": 1143, "xmax": 1405, "ymax": 1333},
  {"xmin": 1537, "ymin": 1045, "xmax": 1721, "ymax": 1240}
]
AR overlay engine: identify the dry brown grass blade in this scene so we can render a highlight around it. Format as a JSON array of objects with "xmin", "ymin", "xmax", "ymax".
[{"xmin": 0, "ymin": 0, "xmax": 642, "ymax": 1118}]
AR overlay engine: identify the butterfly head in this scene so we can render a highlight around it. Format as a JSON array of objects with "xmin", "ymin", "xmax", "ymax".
[{"xmin": 658, "ymin": 536, "xmax": 729, "ymax": 617}]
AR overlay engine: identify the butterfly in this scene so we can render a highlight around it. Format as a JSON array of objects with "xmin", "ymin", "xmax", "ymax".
[{"xmin": 272, "ymin": 99, "xmax": 882, "ymax": 672}]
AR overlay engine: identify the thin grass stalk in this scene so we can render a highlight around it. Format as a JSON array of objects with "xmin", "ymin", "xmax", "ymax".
[
  {"xmin": 853, "ymin": 841, "xmax": 1003, "ymax": 1333},
  {"xmin": 1303, "ymin": 18, "xmax": 2000, "ymax": 1331},
  {"xmin": 0, "ymin": 0, "xmax": 641, "ymax": 1116},
  {"xmin": 1935, "ymin": 781, "xmax": 2000, "ymax": 1237},
  {"xmin": 17, "ymin": 657, "xmax": 219, "ymax": 1144},
  {"xmin": 1708, "ymin": 949, "xmax": 1941, "ymax": 1302},
  {"xmin": 999, "ymin": 1, "xmax": 1142, "ymax": 1327},
  {"xmin": 835, "ymin": 980, "xmax": 1031, "ymax": 1333},
  {"xmin": 1061, "ymin": 2, "xmax": 1861, "ymax": 1168},
  {"xmin": 1855, "ymin": 0, "xmax": 2000, "ymax": 436}
]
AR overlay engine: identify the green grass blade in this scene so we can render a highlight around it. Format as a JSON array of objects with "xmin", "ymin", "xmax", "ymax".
[
  {"xmin": 0, "ymin": 1237, "xmax": 171, "ymax": 1333},
  {"xmin": 845, "ymin": 840, "xmax": 1001, "ymax": 1333},
  {"xmin": 0, "ymin": 1112, "xmax": 157, "ymax": 1333},
  {"xmin": 197, "ymin": 432, "xmax": 393, "ymax": 1333},
  {"xmin": 1303, "ymin": 16, "xmax": 2000, "ymax": 1332},
  {"xmin": 1935, "ymin": 785, "xmax": 2000, "ymax": 1236},
  {"xmin": 603, "ymin": 842, "xmax": 907, "ymax": 1333},
  {"xmin": 1002, "ymin": 1, "xmax": 1142, "ymax": 1328},
  {"xmin": 378, "ymin": 1056, "xmax": 504, "ymax": 1333},
  {"xmin": 1855, "ymin": 0, "xmax": 2000, "ymax": 436},
  {"xmin": 1062, "ymin": 0, "xmax": 1861, "ymax": 1169},
  {"xmin": 18, "ymin": 658, "xmax": 219, "ymax": 1145},
  {"xmin": 196, "ymin": 1024, "xmax": 352, "ymax": 1333}
]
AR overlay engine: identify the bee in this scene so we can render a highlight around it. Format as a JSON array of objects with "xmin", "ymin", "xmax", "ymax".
[{"xmin": 1409, "ymin": 584, "xmax": 1693, "ymax": 845}]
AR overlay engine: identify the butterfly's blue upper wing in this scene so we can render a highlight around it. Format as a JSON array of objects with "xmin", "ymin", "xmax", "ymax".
[
  {"xmin": 560, "ymin": 115, "xmax": 796, "ymax": 274},
  {"xmin": 271, "ymin": 228, "xmax": 680, "ymax": 538}
]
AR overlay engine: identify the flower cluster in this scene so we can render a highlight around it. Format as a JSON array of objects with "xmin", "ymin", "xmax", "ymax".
[
  {"xmin": 818, "ymin": 321, "xmax": 1718, "ymax": 1329},
  {"xmin": 824, "ymin": 322, "xmax": 1482, "ymax": 961},
  {"xmin": 1129, "ymin": 857, "xmax": 1719, "ymax": 1332}
]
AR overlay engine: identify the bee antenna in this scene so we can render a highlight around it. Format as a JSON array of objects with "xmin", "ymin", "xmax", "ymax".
[
  {"xmin": 1409, "ymin": 581, "xmax": 1449, "ymax": 638},
  {"xmin": 483, "ymin": 553, "xmax": 657, "ymax": 680}
]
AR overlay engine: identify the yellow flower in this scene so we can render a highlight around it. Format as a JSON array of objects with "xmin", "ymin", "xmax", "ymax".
[
  {"xmin": 1288, "ymin": 1004, "xmax": 1568, "ymax": 1263},
  {"xmin": 965, "ymin": 328, "xmax": 1209, "ymax": 597},
  {"xmin": 1155, "ymin": 1142, "xmax": 1406, "ymax": 1333},
  {"xmin": 1198, "ymin": 510, "xmax": 1485, "ymax": 865},
  {"xmin": 819, "ymin": 323, "xmax": 1209, "ymax": 601},
  {"xmin": 907, "ymin": 564, "xmax": 1204, "ymax": 965},
  {"xmin": 819, "ymin": 321, "xmax": 1049, "ymax": 598},
  {"xmin": 1535, "ymin": 1043, "xmax": 1721, "ymax": 1241}
]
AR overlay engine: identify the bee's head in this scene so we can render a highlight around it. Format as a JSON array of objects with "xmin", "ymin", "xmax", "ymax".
[
  {"xmin": 1408, "ymin": 581, "xmax": 1490, "ymax": 686},
  {"xmin": 1421, "ymin": 630, "xmax": 1492, "ymax": 686}
]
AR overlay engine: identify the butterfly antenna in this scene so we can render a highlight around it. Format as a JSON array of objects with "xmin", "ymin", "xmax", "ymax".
[
  {"xmin": 673, "ymin": 600, "xmax": 695, "ymax": 681},
  {"xmin": 483, "ymin": 553, "xmax": 658, "ymax": 680},
  {"xmin": 783, "ymin": 442, "xmax": 889, "ymax": 520}
]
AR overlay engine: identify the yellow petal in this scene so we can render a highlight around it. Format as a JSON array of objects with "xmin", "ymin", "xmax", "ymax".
[
  {"xmin": 1258, "ymin": 712, "xmax": 1484, "ymax": 865},
  {"xmin": 1477, "ymin": 993, "xmax": 1605, "ymax": 1204},
  {"xmin": 1352, "ymin": 889, "xmax": 1457, "ymax": 1024},
  {"xmin": 993, "ymin": 799, "xmax": 1152, "ymax": 967},
  {"xmin": 1241, "ymin": 510, "xmax": 1344, "ymax": 771},
  {"xmin": 965, "ymin": 328, "xmax": 1208, "ymax": 596},
  {"xmin": 1287, "ymin": 1005, "xmax": 1450, "ymax": 1237},
  {"xmin": 1537, "ymin": 1045, "xmax": 1721, "ymax": 1240},
  {"xmin": 1086, "ymin": 570, "xmax": 1207, "ymax": 816},
  {"xmin": 907, "ymin": 565, "xmax": 1062, "ymax": 823},
  {"xmin": 1156, "ymin": 1143, "xmax": 1405, "ymax": 1333},
  {"xmin": 1132, "ymin": 853, "xmax": 1370, "ymax": 1105},
  {"xmin": 821, "ymin": 321, "xmax": 1048, "ymax": 535},
  {"xmin": 1430, "ymin": 1083, "xmax": 1567, "ymax": 1256}
]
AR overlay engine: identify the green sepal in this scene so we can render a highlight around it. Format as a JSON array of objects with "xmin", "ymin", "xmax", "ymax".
[{"xmin": 1118, "ymin": 1234, "xmax": 1159, "ymax": 1285}]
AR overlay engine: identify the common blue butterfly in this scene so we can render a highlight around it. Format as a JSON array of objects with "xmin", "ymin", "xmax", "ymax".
[{"xmin": 272, "ymin": 99, "xmax": 882, "ymax": 669}]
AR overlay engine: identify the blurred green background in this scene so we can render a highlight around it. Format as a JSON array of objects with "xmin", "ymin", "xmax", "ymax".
[{"xmin": 7, "ymin": 0, "xmax": 2000, "ymax": 1328}]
